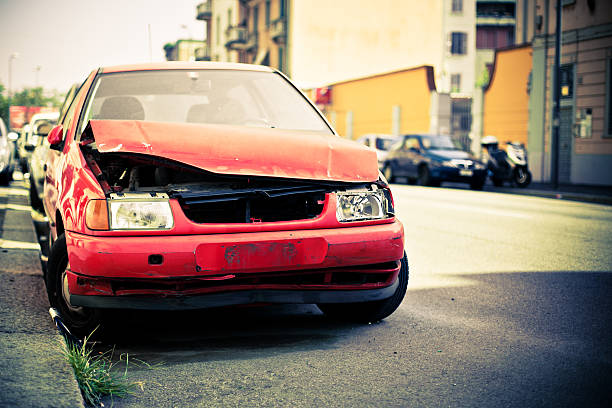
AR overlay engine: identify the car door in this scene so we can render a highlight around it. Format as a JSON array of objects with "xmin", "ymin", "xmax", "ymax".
[
  {"xmin": 43, "ymin": 75, "xmax": 94, "ymax": 225},
  {"xmin": 402, "ymin": 136, "xmax": 423, "ymax": 179}
]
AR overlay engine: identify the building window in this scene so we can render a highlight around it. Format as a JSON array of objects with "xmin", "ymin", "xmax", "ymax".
[
  {"xmin": 216, "ymin": 16, "xmax": 220, "ymax": 46},
  {"xmin": 265, "ymin": 0, "xmax": 271, "ymax": 26},
  {"xmin": 228, "ymin": 9, "xmax": 232, "ymax": 27},
  {"xmin": 450, "ymin": 32, "xmax": 467, "ymax": 55},
  {"xmin": 452, "ymin": 0, "xmax": 463, "ymax": 13},
  {"xmin": 451, "ymin": 74, "xmax": 461, "ymax": 93},
  {"xmin": 476, "ymin": 26, "xmax": 514, "ymax": 49},
  {"xmin": 280, "ymin": 0, "xmax": 286, "ymax": 17}
]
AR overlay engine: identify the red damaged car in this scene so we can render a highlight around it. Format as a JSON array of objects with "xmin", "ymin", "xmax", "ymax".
[{"xmin": 43, "ymin": 62, "xmax": 408, "ymax": 335}]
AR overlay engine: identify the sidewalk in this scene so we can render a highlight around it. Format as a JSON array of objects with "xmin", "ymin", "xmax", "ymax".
[
  {"xmin": 483, "ymin": 182, "xmax": 612, "ymax": 206},
  {"xmin": 0, "ymin": 180, "xmax": 84, "ymax": 408}
]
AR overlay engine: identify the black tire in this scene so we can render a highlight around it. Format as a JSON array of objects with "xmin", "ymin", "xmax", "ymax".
[
  {"xmin": 514, "ymin": 167, "xmax": 531, "ymax": 188},
  {"xmin": 318, "ymin": 254, "xmax": 409, "ymax": 323},
  {"xmin": 46, "ymin": 233, "xmax": 102, "ymax": 338},
  {"xmin": 492, "ymin": 177, "xmax": 504, "ymax": 187},
  {"xmin": 470, "ymin": 178, "xmax": 485, "ymax": 190},
  {"xmin": 0, "ymin": 170, "xmax": 10, "ymax": 186},
  {"xmin": 417, "ymin": 165, "xmax": 431, "ymax": 186},
  {"xmin": 29, "ymin": 180, "xmax": 44, "ymax": 211},
  {"xmin": 383, "ymin": 164, "xmax": 395, "ymax": 183}
]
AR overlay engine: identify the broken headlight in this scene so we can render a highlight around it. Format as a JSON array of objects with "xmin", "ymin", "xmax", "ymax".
[
  {"xmin": 335, "ymin": 189, "xmax": 391, "ymax": 222},
  {"xmin": 108, "ymin": 193, "xmax": 174, "ymax": 230}
]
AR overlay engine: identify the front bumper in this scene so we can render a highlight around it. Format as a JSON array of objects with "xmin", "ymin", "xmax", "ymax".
[
  {"xmin": 65, "ymin": 220, "xmax": 404, "ymax": 309},
  {"xmin": 430, "ymin": 167, "xmax": 487, "ymax": 183}
]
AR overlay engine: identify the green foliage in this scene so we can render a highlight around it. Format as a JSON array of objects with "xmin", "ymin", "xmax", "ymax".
[
  {"xmin": 12, "ymin": 86, "xmax": 62, "ymax": 108},
  {"xmin": 0, "ymin": 81, "xmax": 63, "ymax": 126},
  {"xmin": 476, "ymin": 69, "xmax": 490, "ymax": 89},
  {"xmin": 60, "ymin": 332, "xmax": 143, "ymax": 407},
  {"xmin": 0, "ymin": 83, "xmax": 8, "ymax": 126}
]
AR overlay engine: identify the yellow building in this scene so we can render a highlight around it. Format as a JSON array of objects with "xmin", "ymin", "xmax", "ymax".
[
  {"xmin": 309, "ymin": 66, "xmax": 449, "ymax": 140},
  {"xmin": 483, "ymin": 44, "xmax": 532, "ymax": 147}
]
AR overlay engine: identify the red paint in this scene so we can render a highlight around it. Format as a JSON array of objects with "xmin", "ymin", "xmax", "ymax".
[
  {"xmin": 43, "ymin": 63, "xmax": 405, "ymax": 309},
  {"xmin": 65, "ymin": 221, "xmax": 404, "ymax": 279},
  {"xmin": 88, "ymin": 120, "xmax": 379, "ymax": 183}
]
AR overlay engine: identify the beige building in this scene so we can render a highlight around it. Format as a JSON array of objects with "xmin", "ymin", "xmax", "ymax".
[{"xmin": 528, "ymin": 0, "xmax": 612, "ymax": 185}]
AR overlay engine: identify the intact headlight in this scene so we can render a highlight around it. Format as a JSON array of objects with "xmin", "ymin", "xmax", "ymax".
[
  {"xmin": 336, "ymin": 190, "xmax": 389, "ymax": 222},
  {"xmin": 108, "ymin": 193, "xmax": 174, "ymax": 230}
]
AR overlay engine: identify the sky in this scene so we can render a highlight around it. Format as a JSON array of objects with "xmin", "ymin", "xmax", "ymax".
[{"xmin": 0, "ymin": 0, "xmax": 204, "ymax": 94}]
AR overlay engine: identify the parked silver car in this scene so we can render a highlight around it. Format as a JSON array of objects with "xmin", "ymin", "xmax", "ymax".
[{"xmin": 0, "ymin": 118, "xmax": 17, "ymax": 186}]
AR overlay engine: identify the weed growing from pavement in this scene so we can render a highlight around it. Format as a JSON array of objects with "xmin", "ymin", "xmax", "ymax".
[{"xmin": 60, "ymin": 331, "xmax": 148, "ymax": 407}]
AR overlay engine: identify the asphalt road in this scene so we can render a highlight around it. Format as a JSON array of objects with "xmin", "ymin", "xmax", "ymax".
[{"xmin": 91, "ymin": 184, "xmax": 612, "ymax": 407}]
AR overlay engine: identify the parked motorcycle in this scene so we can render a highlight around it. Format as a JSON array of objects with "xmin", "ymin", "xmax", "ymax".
[{"xmin": 481, "ymin": 135, "xmax": 532, "ymax": 188}]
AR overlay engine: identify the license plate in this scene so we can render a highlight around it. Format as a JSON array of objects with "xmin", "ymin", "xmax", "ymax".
[
  {"xmin": 459, "ymin": 169, "xmax": 473, "ymax": 176},
  {"xmin": 195, "ymin": 238, "xmax": 327, "ymax": 273}
]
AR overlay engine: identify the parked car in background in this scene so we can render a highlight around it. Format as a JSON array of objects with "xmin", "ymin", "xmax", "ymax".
[
  {"xmin": 382, "ymin": 134, "xmax": 487, "ymax": 190},
  {"xmin": 43, "ymin": 62, "xmax": 408, "ymax": 336},
  {"xmin": 0, "ymin": 118, "xmax": 17, "ymax": 185},
  {"xmin": 17, "ymin": 112, "xmax": 59, "ymax": 173},
  {"xmin": 356, "ymin": 134, "xmax": 398, "ymax": 169},
  {"xmin": 30, "ymin": 85, "xmax": 79, "ymax": 211}
]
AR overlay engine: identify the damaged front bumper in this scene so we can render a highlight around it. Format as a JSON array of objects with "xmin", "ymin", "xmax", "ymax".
[{"xmin": 65, "ymin": 220, "xmax": 405, "ymax": 310}]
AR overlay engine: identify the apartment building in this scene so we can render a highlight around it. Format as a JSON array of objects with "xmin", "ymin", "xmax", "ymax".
[{"xmin": 528, "ymin": 0, "xmax": 612, "ymax": 185}]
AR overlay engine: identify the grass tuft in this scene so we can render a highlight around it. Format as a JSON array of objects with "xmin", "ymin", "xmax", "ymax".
[{"xmin": 60, "ymin": 331, "xmax": 142, "ymax": 407}]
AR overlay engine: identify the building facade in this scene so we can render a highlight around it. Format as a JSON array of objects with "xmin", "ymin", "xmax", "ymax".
[{"xmin": 528, "ymin": 0, "xmax": 612, "ymax": 185}]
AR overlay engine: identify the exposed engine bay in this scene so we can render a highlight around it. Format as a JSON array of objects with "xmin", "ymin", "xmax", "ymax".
[{"xmin": 79, "ymin": 133, "xmax": 387, "ymax": 224}]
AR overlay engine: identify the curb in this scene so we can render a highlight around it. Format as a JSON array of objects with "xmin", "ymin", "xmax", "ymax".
[{"xmin": 0, "ymin": 179, "xmax": 85, "ymax": 408}]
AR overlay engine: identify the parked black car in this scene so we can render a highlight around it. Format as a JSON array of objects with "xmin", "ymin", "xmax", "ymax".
[{"xmin": 382, "ymin": 134, "xmax": 487, "ymax": 190}]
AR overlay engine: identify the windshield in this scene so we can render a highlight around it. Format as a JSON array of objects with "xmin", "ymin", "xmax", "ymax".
[
  {"xmin": 80, "ymin": 70, "xmax": 332, "ymax": 135},
  {"xmin": 421, "ymin": 135, "xmax": 457, "ymax": 150}
]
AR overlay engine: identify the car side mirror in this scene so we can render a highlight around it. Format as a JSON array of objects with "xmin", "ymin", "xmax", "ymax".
[
  {"xmin": 48, "ymin": 125, "xmax": 64, "ymax": 150},
  {"xmin": 7, "ymin": 132, "xmax": 18, "ymax": 141}
]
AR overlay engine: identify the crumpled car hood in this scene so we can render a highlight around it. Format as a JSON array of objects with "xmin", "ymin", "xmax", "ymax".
[{"xmin": 87, "ymin": 120, "xmax": 379, "ymax": 182}]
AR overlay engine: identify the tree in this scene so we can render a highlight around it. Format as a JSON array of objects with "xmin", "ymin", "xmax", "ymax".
[{"xmin": 12, "ymin": 86, "xmax": 62, "ymax": 108}]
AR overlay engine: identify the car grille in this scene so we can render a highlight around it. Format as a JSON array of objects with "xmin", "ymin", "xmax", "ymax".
[{"xmin": 175, "ymin": 188, "xmax": 327, "ymax": 223}]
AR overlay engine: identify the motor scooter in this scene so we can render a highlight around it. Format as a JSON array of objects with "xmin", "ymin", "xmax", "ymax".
[{"xmin": 481, "ymin": 136, "xmax": 532, "ymax": 188}]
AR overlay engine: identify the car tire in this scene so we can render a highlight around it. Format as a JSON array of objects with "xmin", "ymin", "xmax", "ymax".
[
  {"xmin": 29, "ymin": 180, "xmax": 44, "ymax": 212},
  {"xmin": 0, "ymin": 169, "xmax": 11, "ymax": 186},
  {"xmin": 470, "ymin": 178, "xmax": 485, "ymax": 190},
  {"xmin": 417, "ymin": 165, "xmax": 431, "ymax": 186},
  {"xmin": 383, "ymin": 164, "xmax": 395, "ymax": 183},
  {"xmin": 46, "ymin": 233, "xmax": 102, "ymax": 338},
  {"xmin": 318, "ymin": 253, "xmax": 409, "ymax": 323},
  {"xmin": 492, "ymin": 177, "xmax": 504, "ymax": 187}
]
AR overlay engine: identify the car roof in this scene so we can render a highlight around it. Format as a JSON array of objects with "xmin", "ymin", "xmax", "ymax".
[
  {"xmin": 100, "ymin": 61, "xmax": 275, "ymax": 74},
  {"xmin": 30, "ymin": 112, "xmax": 59, "ymax": 122}
]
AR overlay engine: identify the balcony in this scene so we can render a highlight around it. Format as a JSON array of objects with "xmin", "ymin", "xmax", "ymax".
[
  {"xmin": 196, "ymin": 1, "xmax": 212, "ymax": 20},
  {"xmin": 246, "ymin": 31, "xmax": 258, "ymax": 52},
  {"xmin": 270, "ymin": 17, "xmax": 287, "ymax": 44},
  {"xmin": 195, "ymin": 46, "xmax": 210, "ymax": 61},
  {"xmin": 225, "ymin": 26, "xmax": 248, "ymax": 49}
]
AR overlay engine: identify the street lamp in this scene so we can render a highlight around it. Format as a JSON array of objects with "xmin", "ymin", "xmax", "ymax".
[{"xmin": 7, "ymin": 52, "xmax": 19, "ymax": 128}]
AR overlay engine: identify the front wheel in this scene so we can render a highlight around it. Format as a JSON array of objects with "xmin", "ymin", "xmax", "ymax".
[
  {"xmin": 417, "ymin": 165, "xmax": 431, "ymax": 186},
  {"xmin": 514, "ymin": 167, "xmax": 531, "ymax": 188},
  {"xmin": 318, "ymin": 254, "xmax": 409, "ymax": 323},
  {"xmin": 46, "ymin": 233, "xmax": 102, "ymax": 338}
]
